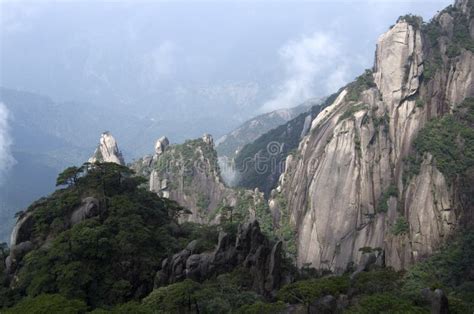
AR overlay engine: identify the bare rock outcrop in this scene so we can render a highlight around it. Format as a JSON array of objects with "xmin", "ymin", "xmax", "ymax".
[
  {"xmin": 143, "ymin": 135, "xmax": 267, "ymax": 224},
  {"xmin": 6, "ymin": 196, "xmax": 102, "ymax": 275},
  {"xmin": 89, "ymin": 132, "xmax": 125, "ymax": 165},
  {"xmin": 156, "ymin": 221, "xmax": 283, "ymax": 297},
  {"xmin": 154, "ymin": 136, "xmax": 169, "ymax": 157},
  {"xmin": 70, "ymin": 197, "xmax": 100, "ymax": 226},
  {"xmin": 271, "ymin": 3, "xmax": 473, "ymax": 272}
]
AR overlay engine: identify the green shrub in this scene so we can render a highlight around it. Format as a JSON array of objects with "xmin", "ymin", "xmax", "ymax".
[
  {"xmin": 407, "ymin": 98, "xmax": 474, "ymax": 183},
  {"xmin": 339, "ymin": 104, "xmax": 369, "ymax": 122},
  {"xmin": 397, "ymin": 14, "xmax": 423, "ymax": 29},
  {"xmin": 277, "ymin": 276, "xmax": 349, "ymax": 305},
  {"xmin": 376, "ymin": 184, "xmax": 398, "ymax": 213},
  {"xmin": 4, "ymin": 294, "xmax": 87, "ymax": 314},
  {"xmin": 142, "ymin": 279, "xmax": 201, "ymax": 313},
  {"xmin": 346, "ymin": 293, "xmax": 426, "ymax": 313},
  {"xmin": 392, "ymin": 217, "xmax": 409, "ymax": 235},
  {"xmin": 236, "ymin": 301, "xmax": 286, "ymax": 314},
  {"xmin": 401, "ymin": 231, "xmax": 474, "ymax": 306},
  {"xmin": 352, "ymin": 269, "xmax": 402, "ymax": 295},
  {"xmin": 346, "ymin": 70, "xmax": 376, "ymax": 102}
]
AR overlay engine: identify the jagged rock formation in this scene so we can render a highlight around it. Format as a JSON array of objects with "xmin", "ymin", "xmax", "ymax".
[
  {"xmin": 88, "ymin": 131, "xmax": 125, "ymax": 165},
  {"xmin": 132, "ymin": 134, "xmax": 272, "ymax": 225},
  {"xmin": 154, "ymin": 136, "xmax": 169, "ymax": 157},
  {"xmin": 271, "ymin": 0, "xmax": 474, "ymax": 271},
  {"xmin": 156, "ymin": 220, "xmax": 283, "ymax": 297}
]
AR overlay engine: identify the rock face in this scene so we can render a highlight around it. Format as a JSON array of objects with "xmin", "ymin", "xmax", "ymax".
[
  {"xmin": 156, "ymin": 220, "xmax": 283, "ymax": 296},
  {"xmin": 154, "ymin": 136, "xmax": 169, "ymax": 157},
  {"xmin": 201, "ymin": 133, "xmax": 213, "ymax": 146},
  {"xmin": 271, "ymin": 2, "xmax": 474, "ymax": 272},
  {"xmin": 233, "ymin": 100, "xmax": 330, "ymax": 197},
  {"xmin": 133, "ymin": 135, "xmax": 269, "ymax": 224},
  {"xmin": 89, "ymin": 132, "xmax": 125, "ymax": 165},
  {"xmin": 70, "ymin": 197, "xmax": 100, "ymax": 226},
  {"xmin": 6, "ymin": 196, "xmax": 101, "ymax": 275}
]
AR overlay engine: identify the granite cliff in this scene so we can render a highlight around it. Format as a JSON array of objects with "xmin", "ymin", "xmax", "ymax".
[{"xmin": 270, "ymin": 0, "xmax": 474, "ymax": 271}]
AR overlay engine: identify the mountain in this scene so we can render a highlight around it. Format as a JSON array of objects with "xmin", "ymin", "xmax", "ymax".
[
  {"xmin": 131, "ymin": 134, "xmax": 273, "ymax": 232},
  {"xmin": 269, "ymin": 0, "xmax": 474, "ymax": 272},
  {"xmin": 1, "ymin": 0, "xmax": 474, "ymax": 312},
  {"xmin": 88, "ymin": 132, "xmax": 125, "ymax": 165},
  {"xmin": 215, "ymin": 99, "xmax": 322, "ymax": 158},
  {"xmin": 231, "ymin": 94, "xmax": 338, "ymax": 196}
]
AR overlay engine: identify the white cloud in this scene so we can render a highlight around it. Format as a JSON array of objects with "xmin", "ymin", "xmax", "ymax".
[
  {"xmin": 0, "ymin": 103, "xmax": 15, "ymax": 184},
  {"xmin": 325, "ymin": 65, "xmax": 349, "ymax": 94},
  {"xmin": 261, "ymin": 32, "xmax": 349, "ymax": 112}
]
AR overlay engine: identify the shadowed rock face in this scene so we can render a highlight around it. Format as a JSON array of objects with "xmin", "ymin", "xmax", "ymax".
[
  {"xmin": 89, "ymin": 132, "xmax": 125, "ymax": 165},
  {"xmin": 271, "ymin": 0, "xmax": 474, "ymax": 272},
  {"xmin": 6, "ymin": 196, "xmax": 101, "ymax": 275},
  {"xmin": 155, "ymin": 220, "xmax": 283, "ymax": 297}
]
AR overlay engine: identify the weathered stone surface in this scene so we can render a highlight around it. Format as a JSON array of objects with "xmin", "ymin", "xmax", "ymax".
[
  {"xmin": 154, "ymin": 136, "xmax": 169, "ymax": 156},
  {"xmin": 6, "ymin": 241, "xmax": 33, "ymax": 273},
  {"xmin": 155, "ymin": 221, "xmax": 283, "ymax": 296},
  {"xmin": 271, "ymin": 4, "xmax": 473, "ymax": 272},
  {"xmin": 421, "ymin": 288, "xmax": 449, "ymax": 314},
  {"xmin": 202, "ymin": 133, "xmax": 214, "ymax": 146},
  {"xmin": 88, "ymin": 132, "xmax": 125, "ymax": 165},
  {"xmin": 147, "ymin": 137, "xmax": 265, "ymax": 224},
  {"xmin": 10, "ymin": 212, "xmax": 34, "ymax": 247},
  {"xmin": 70, "ymin": 197, "xmax": 100, "ymax": 226}
]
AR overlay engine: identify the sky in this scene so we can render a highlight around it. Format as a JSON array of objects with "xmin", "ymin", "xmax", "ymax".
[{"xmin": 0, "ymin": 0, "xmax": 453, "ymax": 162}]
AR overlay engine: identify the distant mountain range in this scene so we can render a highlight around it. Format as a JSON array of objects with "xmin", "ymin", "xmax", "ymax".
[{"xmin": 215, "ymin": 98, "xmax": 323, "ymax": 158}]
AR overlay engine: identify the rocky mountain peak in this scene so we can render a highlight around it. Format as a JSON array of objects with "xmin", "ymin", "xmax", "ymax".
[
  {"xmin": 202, "ymin": 133, "xmax": 214, "ymax": 146},
  {"xmin": 154, "ymin": 136, "xmax": 169, "ymax": 157},
  {"xmin": 374, "ymin": 20, "xmax": 423, "ymax": 107},
  {"xmin": 88, "ymin": 131, "xmax": 125, "ymax": 165}
]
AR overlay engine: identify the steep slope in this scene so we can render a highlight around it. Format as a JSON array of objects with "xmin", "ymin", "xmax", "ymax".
[
  {"xmin": 2, "ymin": 162, "xmax": 194, "ymax": 308},
  {"xmin": 233, "ymin": 94, "xmax": 338, "ymax": 196},
  {"xmin": 271, "ymin": 0, "xmax": 474, "ymax": 271},
  {"xmin": 131, "ymin": 134, "xmax": 273, "ymax": 230},
  {"xmin": 215, "ymin": 99, "xmax": 321, "ymax": 158}
]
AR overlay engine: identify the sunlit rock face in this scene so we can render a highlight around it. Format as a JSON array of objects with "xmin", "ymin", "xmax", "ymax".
[
  {"xmin": 271, "ymin": 1, "xmax": 473, "ymax": 272},
  {"xmin": 89, "ymin": 132, "xmax": 125, "ymax": 165}
]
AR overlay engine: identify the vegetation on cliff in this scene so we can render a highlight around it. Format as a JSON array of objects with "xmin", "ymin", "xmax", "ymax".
[
  {"xmin": 1, "ymin": 162, "xmax": 473, "ymax": 313},
  {"xmin": 233, "ymin": 93, "xmax": 339, "ymax": 196}
]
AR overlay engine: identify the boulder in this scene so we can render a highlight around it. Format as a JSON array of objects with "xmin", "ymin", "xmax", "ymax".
[
  {"xmin": 89, "ymin": 132, "xmax": 125, "ymax": 165},
  {"xmin": 6, "ymin": 241, "xmax": 34, "ymax": 273},
  {"xmin": 421, "ymin": 288, "xmax": 449, "ymax": 314},
  {"xmin": 431, "ymin": 289, "xmax": 449, "ymax": 314},
  {"xmin": 70, "ymin": 197, "xmax": 100, "ymax": 226},
  {"xmin": 156, "ymin": 220, "xmax": 283, "ymax": 296},
  {"xmin": 309, "ymin": 295, "xmax": 337, "ymax": 314}
]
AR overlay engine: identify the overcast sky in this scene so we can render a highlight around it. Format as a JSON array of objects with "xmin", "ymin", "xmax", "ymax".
[{"xmin": 0, "ymin": 0, "xmax": 453, "ymax": 147}]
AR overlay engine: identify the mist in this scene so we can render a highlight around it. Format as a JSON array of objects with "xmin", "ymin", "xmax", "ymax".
[{"xmin": 0, "ymin": 103, "xmax": 15, "ymax": 185}]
